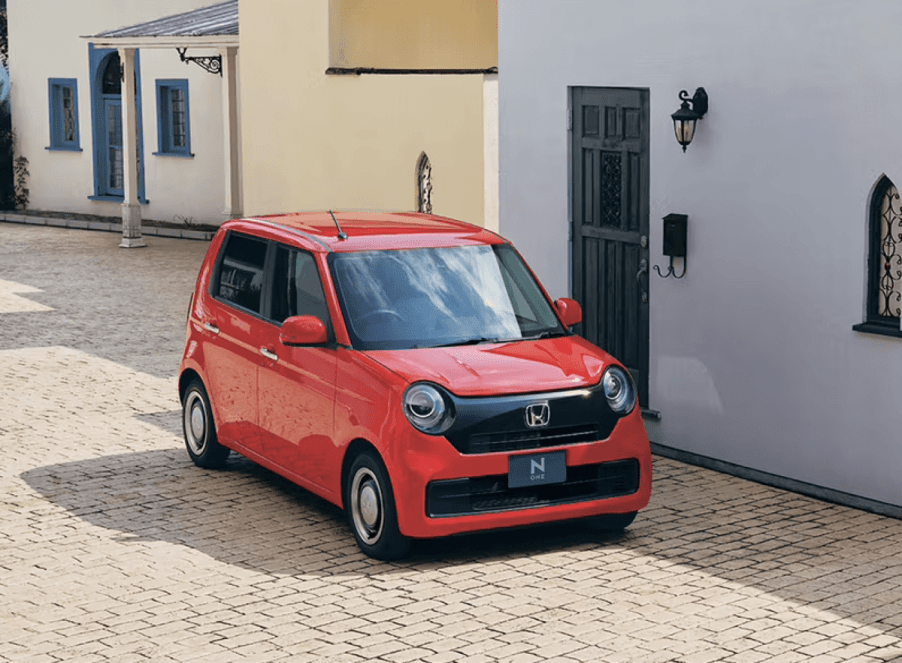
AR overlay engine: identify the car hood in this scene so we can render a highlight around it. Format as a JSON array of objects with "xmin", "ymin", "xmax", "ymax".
[{"xmin": 366, "ymin": 336, "xmax": 613, "ymax": 396}]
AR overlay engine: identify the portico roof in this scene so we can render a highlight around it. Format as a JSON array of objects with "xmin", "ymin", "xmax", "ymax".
[{"xmin": 86, "ymin": 0, "xmax": 238, "ymax": 48}]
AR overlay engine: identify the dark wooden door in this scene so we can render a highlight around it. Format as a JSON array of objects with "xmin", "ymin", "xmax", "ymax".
[{"xmin": 571, "ymin": 87, "xmax": 650, "ymax": 406}]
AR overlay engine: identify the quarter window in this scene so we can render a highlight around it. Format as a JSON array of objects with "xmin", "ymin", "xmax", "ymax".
[
  {"xmin": 48, "ymin": 78, "xmax": 80, "ymax": 150},
  {"xmin": 156, "ymin": 79, "xmax": 191, "ymax": 156},
  {"xmin": 215, "ymin": 233, "xmax": 268, "ymax": 314},
  {"xmin": 855, "ymin": 176, "xmax": 902, "ymax": 336}
]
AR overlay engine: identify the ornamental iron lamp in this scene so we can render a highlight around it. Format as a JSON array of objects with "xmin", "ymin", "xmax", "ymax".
[{"xmin": 671, "ymin": 88, "xmax": 708, "ymax": 152}]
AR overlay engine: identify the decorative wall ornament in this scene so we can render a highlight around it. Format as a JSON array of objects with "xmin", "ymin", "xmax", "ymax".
[{"xmin": 416, "ymin": 152, "xmax": 432, "ymax": 214}]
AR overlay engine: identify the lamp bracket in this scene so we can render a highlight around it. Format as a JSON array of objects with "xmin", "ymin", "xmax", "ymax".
[
  {"xmin": 176, "ymin": 48, "xmax": 222, "ymax": 76},
  {"xmin": 679, "ymin": 87, "xmax": 708, "ymax": 118}
]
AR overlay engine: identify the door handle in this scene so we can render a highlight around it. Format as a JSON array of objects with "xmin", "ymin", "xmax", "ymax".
[
  {"xmin": 636, "ymin": 259, "xmax": 648, "ymax": 282},
  {"xmin": 260, "ymin": 347, "xmax": 279, "ymax": 361},
  {"xmin": 203, "ymin": 322, "xmax": 220, "ymax": 334}
]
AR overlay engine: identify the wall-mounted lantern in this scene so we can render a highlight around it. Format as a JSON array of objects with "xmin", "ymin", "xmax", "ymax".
[
  {"xmin": 671, "ymin": 88, "xmax": 708, "ymax": 152},
  {"xmin": 654, "ymin": 213, "xmax": 688, "ymax": 278}
]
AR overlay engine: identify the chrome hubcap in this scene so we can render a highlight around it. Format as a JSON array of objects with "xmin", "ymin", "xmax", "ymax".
[
  {"xmin": 350, "ymin": 467, "xmax": 383, "ymax": 545},
  {"xmin": 190, "ymin": 404, "xmax": 206, "ymax": 441},
  {"xmin": 359, "ymin": 484, "xmax": 379, "ymax": 527}
]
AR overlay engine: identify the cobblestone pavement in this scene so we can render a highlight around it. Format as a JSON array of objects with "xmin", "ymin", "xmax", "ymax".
[{"xmin": 2, "ymin": 223, "xmax": 902, "ymax": 663}]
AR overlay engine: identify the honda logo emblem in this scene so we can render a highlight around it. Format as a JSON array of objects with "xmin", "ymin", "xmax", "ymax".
[{"xmin": 524, "ymin": 401, "xmax": 550, "ymax": 428}]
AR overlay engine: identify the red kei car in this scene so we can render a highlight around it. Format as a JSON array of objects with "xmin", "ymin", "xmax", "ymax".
[{"xmin": 179, "ymin": 212, "xmax": 652, "ymax": 559}]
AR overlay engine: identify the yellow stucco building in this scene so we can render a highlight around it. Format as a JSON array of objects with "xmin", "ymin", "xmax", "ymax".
[{"xmin": 239, "ymin": 0, "xmax": 498, "ymax": 228}]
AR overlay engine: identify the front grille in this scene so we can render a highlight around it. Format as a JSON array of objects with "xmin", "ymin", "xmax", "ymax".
[
  {"xmin": 426, "ymin": 459, "xmax": 640, "ymax": 518},
  {"xmin": 468, "ymin": 424, "xmax": 599, "ymax": 454}
]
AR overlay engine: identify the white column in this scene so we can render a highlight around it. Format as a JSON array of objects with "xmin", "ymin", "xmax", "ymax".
[
  {"xmin": 483, "ymin": 73, "xmax": 500, "ymax": 232},
  {"xmin": 119, "ymin": 47, "xmax": 145, "ymax": 248},
  {"xmin": 220, "ymin": 46, "xmax": 242, "ymax": 221}
]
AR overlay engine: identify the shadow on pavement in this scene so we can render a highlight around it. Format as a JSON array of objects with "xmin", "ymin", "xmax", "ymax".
[{"xmin": 20, "ymin": 437, "xmax": 902, "ymax": 639}]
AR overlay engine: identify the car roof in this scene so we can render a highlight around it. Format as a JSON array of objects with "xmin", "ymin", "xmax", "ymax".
[{"xmin": 225, "ymin": 211, "xmax": 507, "ymax": 253}]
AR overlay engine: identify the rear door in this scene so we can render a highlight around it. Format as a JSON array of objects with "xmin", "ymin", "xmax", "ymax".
[{"xmin": 203, "ymin": 231, "xmax": 268, "ymax": 449}]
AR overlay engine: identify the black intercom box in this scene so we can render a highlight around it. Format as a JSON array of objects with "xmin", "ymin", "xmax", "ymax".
[{"xmin": 662, "ymin": 214, "xmax": 687, "ymax": 257}]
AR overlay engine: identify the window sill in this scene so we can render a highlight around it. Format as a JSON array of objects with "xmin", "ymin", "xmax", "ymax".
[
  {"xmin": 153, "ymin": 151, "xmax": 194, "ymax": 159},
  {"xmin": 88, "ymin": 195, "xmax": 150, "ymax": 204},
  {"xmin": 852, "ymin": 322, "xmax": 902, "ymax": 338},
  {"xmin": 46, "ymin": 145, "xmax": 82, "ymax": 152}
]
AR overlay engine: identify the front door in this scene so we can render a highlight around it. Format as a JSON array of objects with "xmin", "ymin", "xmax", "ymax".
[{"xmin": 571, "ymin": 87, "xmax": 650, "ymax": 406}]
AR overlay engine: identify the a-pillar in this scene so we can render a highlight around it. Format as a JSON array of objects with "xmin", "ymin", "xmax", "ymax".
[
  {"xmin": 220, "ymin": 46, "xmax": 242, "ymax": 223},
  {"xmin": 119, "ymin": 47, "xmax": 145, "ymax": 248}
]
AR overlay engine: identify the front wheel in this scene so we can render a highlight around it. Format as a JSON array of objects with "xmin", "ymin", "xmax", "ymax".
[
  {"xmin": 182, "ymin": 379, "xmax": 230, "ymax": 469},
  {"xmin": 345, "ymin": 451, "xmax": 410, "ymax": 560}
]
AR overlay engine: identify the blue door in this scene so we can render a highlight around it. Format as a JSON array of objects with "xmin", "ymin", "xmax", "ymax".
[{"xmin": 89, "ymin": 46, "xmax": 145, "ymax": 200}]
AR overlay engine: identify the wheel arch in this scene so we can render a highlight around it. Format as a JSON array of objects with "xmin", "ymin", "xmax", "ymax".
[
  {"xmin": 340, "ymin": 438, "xmax": 384, "ymax": 511},
  {"xmin": 179, "ymin": 368, "xmax": 203, "ymax": 402}
]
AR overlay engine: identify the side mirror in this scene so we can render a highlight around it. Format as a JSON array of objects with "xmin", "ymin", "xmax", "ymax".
[
  {"xmin": 280, "ymin": 315, "xmax": 328, "ymax": 346},
  {"xmin": 555, "ymin": 298, "xmax": 582, "ymax": 328}
]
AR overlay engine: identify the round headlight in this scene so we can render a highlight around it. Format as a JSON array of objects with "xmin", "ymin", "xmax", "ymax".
[
  {"xmin": 403, "ymin": 383, "xmax": 454, "ymax": 434},
  {"xmin": 603, "ymin": 366, "xmax": 636, "ymax": 414}
]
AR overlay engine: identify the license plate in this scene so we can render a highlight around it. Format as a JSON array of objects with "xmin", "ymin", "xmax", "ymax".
[{"xmin": 508, "ymin": 450, "xmax": 566, "ymax": 488}]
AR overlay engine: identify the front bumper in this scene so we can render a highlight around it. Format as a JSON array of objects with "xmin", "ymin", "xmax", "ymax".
[{"xmin": 391, "ymin": 409, "xmax": 652, "ymax": 539}]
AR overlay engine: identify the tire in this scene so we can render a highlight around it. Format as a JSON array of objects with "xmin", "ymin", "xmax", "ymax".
[
  {"xmin": 182, "ymin": 379, "xmax": 230, "ymax": 469},
  {"xmin": 589, "ymin": 511, "xmax": 638, "ymax": 532},
  {"xmin": 344, "ymin": 450, "xmax": 410, "ymax": 560}
]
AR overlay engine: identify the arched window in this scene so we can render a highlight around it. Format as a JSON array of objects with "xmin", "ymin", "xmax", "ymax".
[
  {"xmin": 416, "ymin": 152, "xmax": 432, "ymax": 214},
  {"xmin": 102, "ymin": 53, "xmax": 121, "ymax": 95},
  {"xmin": 856, "ymin": 176, "xmax": 902, "ymax": 335}
]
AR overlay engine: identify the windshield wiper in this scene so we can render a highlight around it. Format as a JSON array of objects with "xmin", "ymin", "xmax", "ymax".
[
  {"xmin": 523, "ymin": 330, "xmax": 570, "ymax": 340},
  {"xmin": 419, "ymin": 336, "xmax": 516, "ymax": 349}
]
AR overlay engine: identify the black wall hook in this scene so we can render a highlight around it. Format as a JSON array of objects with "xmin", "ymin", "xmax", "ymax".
[{"xmin": 654, "ymin": 256, "xmax": 686, "ymax": 279}]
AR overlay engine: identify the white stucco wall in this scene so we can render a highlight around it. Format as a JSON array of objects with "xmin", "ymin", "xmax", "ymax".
[
  {"xmin": 499, "ymin": 0, "xmax": 902, "ymax": 505},
  {"xmin": 8, "ymin": 0, "xmax": 227, "ymax": 224}
]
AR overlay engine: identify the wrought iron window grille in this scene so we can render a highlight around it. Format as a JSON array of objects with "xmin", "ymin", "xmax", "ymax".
[{"xmin": 853, "ymin": 176, "xmax": 902, "ymax": 337}]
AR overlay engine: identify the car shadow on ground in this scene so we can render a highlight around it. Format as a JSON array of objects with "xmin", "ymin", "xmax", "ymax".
[{"xmin": 19, "ymin": 431, "xmax": 902, "ymax": 639}]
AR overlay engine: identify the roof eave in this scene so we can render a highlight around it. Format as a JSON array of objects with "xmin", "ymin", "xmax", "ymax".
[{"xmin": 83, "ymin": 34, "xmax": 239, "ymax": 49}]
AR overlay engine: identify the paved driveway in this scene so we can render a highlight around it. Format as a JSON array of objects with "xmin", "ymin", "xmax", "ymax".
[{"xmin": 2, "ymin": 223, "xmax": 902, "ymax": 663}]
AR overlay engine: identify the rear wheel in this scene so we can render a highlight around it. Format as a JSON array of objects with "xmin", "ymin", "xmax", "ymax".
[
  {"xmin": 345, "ymin": 451, "xmax": 410, "ymax": 560},
  {"xmin": 182, "ymin": 379, "xmax": 230, "ymax": 469}
]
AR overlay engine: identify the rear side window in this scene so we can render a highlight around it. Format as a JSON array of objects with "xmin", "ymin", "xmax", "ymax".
[
  {"xmin": 215, "ymin": 233, "xmax": 268, "ymax": 314},
  {"xmin": 270, "ymin": 246, "xmax": 331, "ymax": 327}
]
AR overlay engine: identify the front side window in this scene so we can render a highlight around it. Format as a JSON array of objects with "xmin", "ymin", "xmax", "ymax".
[
  {"xmin": 156, "ymin": 80, "xmax": 191, "ymax": 156},
  {"xmin": 48, "ymin": 78, "xmax": 80, "ymax": 150},
  {"xmin": 269, "ymin": 246, "xmax": 331, "ymax": 329},
  {"xmin": 855, "ymin": 176, "xmax": 902, "ymax": 335},
  {"xmin": 215, "ymin": 233, "xmax": 268, "ymax": 314},
  {"xmin": 330, "ymin": 244, "xmax": 564, "ymax": 350}
]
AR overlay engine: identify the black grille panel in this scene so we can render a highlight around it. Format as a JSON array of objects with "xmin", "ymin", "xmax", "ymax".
[
  {"xmin": 468, "ymin": 424, "xmax": 599, "ymax": 454},
  {"xmin": 443, "ymin": 383, "xmax": 622, "ymax": 454},
  {"xmin": 426, "ymin": 459, "xmax": 640, "ymax": 518}
]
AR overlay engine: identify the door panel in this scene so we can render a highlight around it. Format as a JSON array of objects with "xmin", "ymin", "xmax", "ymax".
[
  {"xmin": 203, "ymin": 302, "xmax": 263, "ymax": 449},
  {"xmin": 257, "ymin": 245, "xmax": 337, "ymax": 492},
  {"xmin": 572, "ymin": 87, "xmax": 650, "ymax": 406},
  {"xmin": 102, "ymin": 98, "xmax": 124, "ymax": 196}
]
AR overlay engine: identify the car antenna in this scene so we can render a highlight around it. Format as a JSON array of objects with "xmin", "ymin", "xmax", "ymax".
[{"xmin": 329, "ymin": 210, "xmax": 348, "ymax": 240}]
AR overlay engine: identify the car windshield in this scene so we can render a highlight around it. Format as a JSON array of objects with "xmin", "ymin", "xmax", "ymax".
[{"xmin": 329, "ymin": 244, "xmax": 565, "ymax": 350}]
